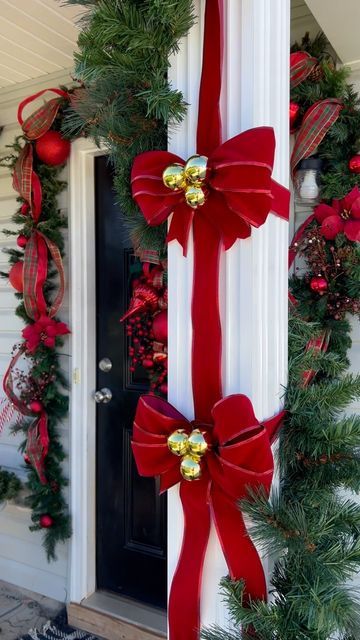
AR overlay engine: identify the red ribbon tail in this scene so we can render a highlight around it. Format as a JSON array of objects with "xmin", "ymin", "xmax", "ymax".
[
  {"xmin": 169, "ymin": 477, "xmax": 211, "ymax": 640},
  {"xmin": 211, "ymin": 485, "xmax": 267, "ymax": 603},
  {"xmin": 271, "ymin": 179, "xmax": 290, "ymax": 221}
]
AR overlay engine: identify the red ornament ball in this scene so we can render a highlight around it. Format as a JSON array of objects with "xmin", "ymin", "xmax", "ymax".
[
  {"xmin": 320, "ymin": 214, "xmax": 344, "ymax": 240},
  {"xmin": 8, "ymin": 261, "xmax": 24, "ymax": 292},
  {"xmin": 35, "ymin": 131, "xmax": 71, "ymax": 166},
  {"xmin": 40, "ymin": 514, "xmax": 54, "ymax": 528},
  {"xmin": 30, "ymin": 400, "xmax": 43, "ymax": 413},
  {"xmin": 17, "ymin": 234, "xmax": 28, "ymax": 248},
  {"xmin": 159, "ymin": 383, "xmax": 168, "ymax": 395},
  {"xmin": 310, "ymin": 276, "xmax": 328, "ymax": 294},
  {"xmin": 289, "ymin": 101, "xmax": 300, "ymax": 132},
  {"xmin": 152, "ymin": 310, "xmax": 168, "ymax": 344},
  {"xmin": 348, "ymin": 154, "xmax": 360, "ymax": 174},
  {"xmin": 142, "ymin": 358, "xmax": 154, "ymax": 369}
]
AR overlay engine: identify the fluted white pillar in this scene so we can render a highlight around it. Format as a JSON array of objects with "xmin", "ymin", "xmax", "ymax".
[{"xmin": 168, "ymin": 0, "xmax": 290, "ymax": 630}]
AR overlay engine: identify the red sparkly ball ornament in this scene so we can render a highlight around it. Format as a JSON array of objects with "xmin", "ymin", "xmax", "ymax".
[
  {"xmin": 152, "ymin": 310, "xmax": 168, "ymax": 344},
  {"xmin": 30, "ymin": 400, "xmax": 43, "ymax": 413},
  {"xmin": 310, "ymin": 276, "xmax": 328, "ymax": 294},
  {"xmin": 289, "ymin": 101, "xmax": 300, "ymax": 132},
  {"xmin": 8, "ymin": 261, "xmax": 24, "ymax": 292},
  {"xmin": 159, "ymin": 383, "xmax": 168, "ymax": 395},
  {"xmin": 17, "ymin": 234, "xmax": 28, "ymax": 248},
  {"xmin": 40, "ymin": 514, "xmax": 54, "ymax": 528},
  {"xmin": 35, "ymin": 131, "xmax": 71, "ymax": 166},
  {"xmin": 143, "ymin": 358, "xmax": 154, "ymax": 369},
  {"xmin": 348, "ymin": 154, "xmax": 360, "ymax": 174}
]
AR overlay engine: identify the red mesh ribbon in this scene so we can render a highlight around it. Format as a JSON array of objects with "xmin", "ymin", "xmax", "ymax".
[
  {"xmin": 291, "ymin": 99, "xmax": 342, "ymax": 177},
  {"xmin": 133, "ymin": 395, "xmax": 285, "ymax": 640},
  {"xmin": 290, "ymin": 51, "xmax": 318, "ymax": 89},
  {"xmin": 2, "ymin": 347, "xmax": 49, "ymax": 484}
]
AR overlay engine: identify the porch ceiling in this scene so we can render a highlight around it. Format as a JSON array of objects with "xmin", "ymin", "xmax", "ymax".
[{"xmin": 0, "ymin": 0, "xmax": 83, "ymax": 89}]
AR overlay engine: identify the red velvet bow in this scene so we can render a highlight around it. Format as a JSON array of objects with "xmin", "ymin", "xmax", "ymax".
[
  {"xmin": 131, "ymin": 127, "xmax": 289, "ymax": 256},
  {"xmin": 132, "ymin": 393, "xmax": 285, "ymax": 640}
]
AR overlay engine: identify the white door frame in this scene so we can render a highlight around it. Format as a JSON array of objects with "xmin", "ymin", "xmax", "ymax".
[{"xmin": 68, "ymin": 138, "xmax": 104, "ymax": 603}]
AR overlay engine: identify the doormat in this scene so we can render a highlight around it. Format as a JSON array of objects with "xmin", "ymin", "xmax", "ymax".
[{"xmin": 19, "ymin": 609, "xmax": 102, "ymax": 640}]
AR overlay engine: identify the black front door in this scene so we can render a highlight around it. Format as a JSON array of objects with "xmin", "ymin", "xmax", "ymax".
[{"xmin": 95, "ymin": 155, "xmax": 167, "ymax": 608}]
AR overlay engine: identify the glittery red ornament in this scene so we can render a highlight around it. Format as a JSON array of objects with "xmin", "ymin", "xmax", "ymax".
[
  {"xmin": 35, "ymin": 131, "xmax": 71, "ymax": 166},
  {"xmin": 142, "ymin": 358, "xmax": 154, "ymax": 369},
  {"xmin": 8, "ymin": 261, "xmax": 24, "ymax": 292},
  {"xmin": 30, "ymin": 400, "xmax": 43, "ymax": 413},
  {"xmin": 320, "ymin": 214, "xmax": 344, "ymax": 240},
  {"xmin": 152, "ymin": 310, "xmax": 168, "ymax": 343},
  {"xmin": 40, "ymin": 514, "xmax": 54, "ymax": 528},
  {"xmin": 348, "ymin": 154, "xmax": 360, "ymax": 173},
  {"xmin": 310, "ymin": 276, "xmax": 328, "ymax": 294},
  {"xmin": 159, "ymin": 383, "xmax": 168, "ymax": 395},
  {"xmin": 289, "ymin": 101, "xmax": 300, "ymax": 132},
  {"xmin": 120, "ymin": 284, "xmax": 159, "ymax": 321},
  {"xmin": 17, "ymin": 234, "xmax": 28, "ymax": 248}
]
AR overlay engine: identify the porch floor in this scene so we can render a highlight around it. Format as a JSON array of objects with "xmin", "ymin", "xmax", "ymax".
[{"xmin": 0, "ymin": 580, "xmax": 62, "ymax": 639}]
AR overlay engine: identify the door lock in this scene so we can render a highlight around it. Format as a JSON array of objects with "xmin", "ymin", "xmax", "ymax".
[
  {"xmin": 94, "ymin": 387, "xmax": 112, "ymax": 404},
  {"xmin": 99, "ymin": 357, "xmax": 112, "ymax": 372}
]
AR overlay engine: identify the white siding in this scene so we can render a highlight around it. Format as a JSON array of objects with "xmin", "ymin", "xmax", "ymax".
[{"xmin": 0, "ymin": 69, "xmax": 73, "ymax": 602}]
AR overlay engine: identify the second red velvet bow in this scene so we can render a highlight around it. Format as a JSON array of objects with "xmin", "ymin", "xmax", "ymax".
[
  {"xmin": 131, "ymin": 127, "xmax": 289, "ymax": 256},
  {"xmin": 132, "ymin": 393, "xmax": 285, "ymax": 640}
]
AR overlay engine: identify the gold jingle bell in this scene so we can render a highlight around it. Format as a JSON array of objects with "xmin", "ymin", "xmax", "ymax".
[
  {"xmin": 185, "ymin": 186, "xmax": 205, "ymax": 209},
  {"xmin": 188, "ymin": 429, "xmax": 208, "ymax": 457},
  {"xmin": 184, "ymin": 155, "xmax": 208, "ymax": 184},
  {"xmin": 162, "ymin": 163, "xmax": 186, "ymax": 191},
  {"xmin": 167, "ymin": 429, "xmax": 189, "ymax": 456},
  {"xmin": 180, "ymin": 454, "xmax": 202, "ymax": 481}
]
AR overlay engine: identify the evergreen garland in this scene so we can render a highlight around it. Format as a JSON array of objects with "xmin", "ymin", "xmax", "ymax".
[
  {"xmin": 202, "ymin": 33, "xmax": 360, "ymax": 640},
  {"xmin": 0, "ymin": 100, "xmax": 73, "ymax": 559},
  {"xmin": 62, "ymin": 0, "xmax": 195, "ymax": 256}
]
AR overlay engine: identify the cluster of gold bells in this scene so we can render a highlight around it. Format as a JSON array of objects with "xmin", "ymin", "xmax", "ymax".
[
  {"xmin": 162, "ymin": 154, "xmax": 208, "ymax": 209},
  {"xmin": 167, "ymin": 428, "xmax": 208, "ymax": 481}
]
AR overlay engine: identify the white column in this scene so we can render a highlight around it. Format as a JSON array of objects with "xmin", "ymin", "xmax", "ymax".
[{"xmin": 168, "ymin": 0, "xmax": 290, "ymax": 630}]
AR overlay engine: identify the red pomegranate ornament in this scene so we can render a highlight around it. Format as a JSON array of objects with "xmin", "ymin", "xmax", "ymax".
[
  {"xmin": 39, "ymin": 514, "xmax": 54, "ymax": 528},
  {"xmin": 8, "ymin": 261, "xmax": 24, "ymax": 292},
  {"xmin": 152, "ymin": 310, "xmax": 168, "ymax": 344},
  {"xmin": 310, "ymin": 276, "xmax": 328, "ymax": 294},
  {"xmin": 35, "ymin": 130, "xmax": 71, "ymax": 166}
]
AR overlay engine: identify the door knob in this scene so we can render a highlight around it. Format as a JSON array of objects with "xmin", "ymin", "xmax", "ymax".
[{"xmin": 94, "ymin": 387, "xmax": 112, "ymax": 404}]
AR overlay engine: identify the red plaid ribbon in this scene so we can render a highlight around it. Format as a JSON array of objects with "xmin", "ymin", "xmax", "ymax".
[
  {"xmin": 2, "ymin": 347, "xmax": 49, "ymax": 484},
  {"xmin": 291, "ymin": 99, "xmax": 342, "ymax": 176},
  {"xmin": 18, "ymin": 88, "xmax": 68, "ymax": 140},
  {"xmin": 23, "ymin": 231, "xmax": 66, "ymax": 321},
  {"xmin": 302, "ymin": 330, "xmax": 330, "ymax": 387},
  {"xmin": 290, "ymin": 51, "xmax": 318, "ymax": 89},
  {"xmin": 26, "ymin": 414, "xmax": 49, "ymax": 485}
]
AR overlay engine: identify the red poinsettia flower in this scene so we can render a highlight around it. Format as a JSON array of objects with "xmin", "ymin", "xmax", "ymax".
[
  {"xmin": 22, "ymin": 316, "xmax": 70, "ymax": 353},
  {"xmin": 314, "ymin": 186, "xmax": 360, "ymax": 242}
]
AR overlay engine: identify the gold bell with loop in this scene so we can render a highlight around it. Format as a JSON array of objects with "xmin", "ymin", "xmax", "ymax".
[
  {"xmin": 180, "ymin": 454, "xmax": 202, "ymax": 481},
  {"xmin": 185, "ymin": 186, "xmax": 206, "ymax": 209},
  {"xmin": 167, "ymin": 429, "xmax": 189, "ymax": 457},
  {"xmin": 188, "ymin": 429, "xmax": 208, "ymax": 457},
  {"xmin": 184, "ymin": 155, "xmax": 208, "ymax": 184},
  {"xmin": 162, "ymin": 164, "xmax": 186, "ymax": 191}
]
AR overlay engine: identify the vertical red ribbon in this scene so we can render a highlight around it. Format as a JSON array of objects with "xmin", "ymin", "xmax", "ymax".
[{"xmin": 169, "ymin": 2, "xmax": 225, "ymax": 638}]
